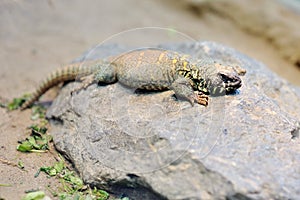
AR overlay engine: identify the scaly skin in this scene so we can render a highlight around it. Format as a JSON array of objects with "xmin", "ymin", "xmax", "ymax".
[
  {"xmin": 20, "ymin": 60, "xmax": 105, "ymax": 110},
  {"xmin": 21, "ymin": 48, "xmax": 245, "ymax": 110}
]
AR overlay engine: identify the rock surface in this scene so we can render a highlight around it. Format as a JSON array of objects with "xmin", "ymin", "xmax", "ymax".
[{"xmin": 47, "ymin": 42, "xmax": 300, "ymax": 200}]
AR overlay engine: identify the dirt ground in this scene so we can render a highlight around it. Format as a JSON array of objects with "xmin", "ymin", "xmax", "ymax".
[{"xmin": 1, "ymin": 0, "xmax": 299, "ymax": 199}]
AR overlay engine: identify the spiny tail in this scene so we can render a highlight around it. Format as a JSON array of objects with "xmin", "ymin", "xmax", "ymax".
[{"xmin": 20, "ymin": 60, "xmax": 99, "ymax": 110}]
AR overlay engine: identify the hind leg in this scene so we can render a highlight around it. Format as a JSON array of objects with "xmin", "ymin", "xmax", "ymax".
[{"xmin": 71, "ymin": 62, "xmax": 117, "ymax": 94}]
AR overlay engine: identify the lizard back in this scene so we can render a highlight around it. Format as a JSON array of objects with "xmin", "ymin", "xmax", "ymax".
[{"xmin": 112, "ymin": 48, "xmax": 188, "ymax": 90}]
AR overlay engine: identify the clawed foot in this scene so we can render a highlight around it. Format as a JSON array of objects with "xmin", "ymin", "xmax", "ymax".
[
  {"xmin": 70, "ymin": 86, "xmax": 82, "ymax": 96},
  {"xmin": 188, "ymin": 91, "xmax": 209, "ymax": 106},
  {"xmin": 70, "ymin": 74, "xmax": 94, "ymax": 95}
]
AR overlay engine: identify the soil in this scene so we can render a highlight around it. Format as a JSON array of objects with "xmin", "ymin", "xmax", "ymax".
[{"xmin": 0, "ymin": 0, "xmax": 299, "ymax": 199}]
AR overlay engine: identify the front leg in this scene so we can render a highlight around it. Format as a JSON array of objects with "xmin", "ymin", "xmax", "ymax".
[
  {"xmin": 170, "ymin": 77, "xmax": 208, "ymax": 106},
  {"xmin": 193, "ymin": 91, "xmax": 209, "ymax": 106}
]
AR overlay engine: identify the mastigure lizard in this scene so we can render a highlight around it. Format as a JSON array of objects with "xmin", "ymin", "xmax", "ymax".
[{"xmin": 20, "ymin": 48, "xmax": 246, "ymax": 110}]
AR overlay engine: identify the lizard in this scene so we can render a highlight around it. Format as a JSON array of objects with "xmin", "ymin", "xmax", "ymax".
[{"xmin": 20, "ymin": 48, "xmax": 245, "ymax": 110}]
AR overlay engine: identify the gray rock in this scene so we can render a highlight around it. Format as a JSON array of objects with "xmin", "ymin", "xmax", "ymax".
[{"xmin": 47, "ymin": 41, "xmax": 300, "ymax": 200}]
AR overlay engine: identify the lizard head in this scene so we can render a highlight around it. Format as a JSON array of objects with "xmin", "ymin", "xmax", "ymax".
[
  {"xmin": 218, "ymin": 71, "xmax": 242, "ymax": 93},
  {"xmin": 192, "ymin": 60, "xmax": 245, "ymax": 96},
  {"xmin": 202, "ymin": 62, "xmax": 245, "ymax": 96},
  {"xmin": 201, "ymin": 70, "xmax": 243, "ymax": 96}
]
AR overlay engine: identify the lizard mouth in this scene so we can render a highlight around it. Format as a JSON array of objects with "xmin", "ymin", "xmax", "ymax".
[{"xmin": 219, "ymin": 72, "xmax": 242, "ymax": 93}]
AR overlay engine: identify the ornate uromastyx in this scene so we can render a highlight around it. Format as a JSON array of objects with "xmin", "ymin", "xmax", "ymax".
[{"xmin": 21, "ymin": 48, "xmax": 246, "ymax": 110}]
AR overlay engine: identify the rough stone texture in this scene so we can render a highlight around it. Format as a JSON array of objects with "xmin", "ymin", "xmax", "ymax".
[
  {"xmin": 181, "ymin": 0, "xmax": 300, "ymax": 66},
  {"xmin": 47, "ymin": 42, "xmax": 300, "ymax": 200}
]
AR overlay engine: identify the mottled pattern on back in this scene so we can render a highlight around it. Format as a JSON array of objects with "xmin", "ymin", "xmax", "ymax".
[{"xmin": 113, "ymin": 49, "xmax": 178, "ymax": 90}]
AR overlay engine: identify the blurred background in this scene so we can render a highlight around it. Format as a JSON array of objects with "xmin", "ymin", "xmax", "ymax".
[
  {"xmin": 1, "ymin": 0, "xmax": 300, "ymax": 94},
  {"xmin": 1, "ymin": 1, "xmax": 300, "ymax": 199}
]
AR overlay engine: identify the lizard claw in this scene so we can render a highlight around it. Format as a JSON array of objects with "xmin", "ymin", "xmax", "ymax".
[
  {"xmin": 70, "ymin": 74, "xmax": 95, "ymax": 96},
  {"xmin": 193, "ymin": 91, "xmax": 209, "ymax": 106}
]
